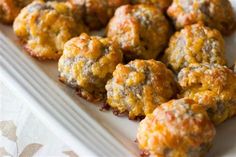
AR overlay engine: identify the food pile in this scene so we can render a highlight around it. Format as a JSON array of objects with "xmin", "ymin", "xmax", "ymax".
[{"xmin": 1, "ymin": 0, "xmax": 236, "ymax": 156}]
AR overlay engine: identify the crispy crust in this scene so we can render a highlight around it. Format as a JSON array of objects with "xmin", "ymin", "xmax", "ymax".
[
  {"xmin": 107, "ymin": 4, "xmax": 170, "ymax": 60},
  {"xmin": 105, "ymin": 59, "xmax": 178, "ymax": 119},
  {"xmin": 137, "ymin": 98, "xmax": 216, "ymax": 157},
  {"xmin": 0, "ymin": 0, "xmax": 21, "ymax": 24},
  {"xmin": 13, "ymin": 1, "xmax": 87, "ymax": 60},
  {"xmin": 178, "ymin": 64, "xmax": 236, "ymax": 125},
  {"xmin": 23, "ymin": 42, "xmax": 61, "ymax": 60},
  {"xmin": 59, "ymin": 75, "xmax": 103, "ymax": 102},
  {"xmin": 69, "ymin": 0, "xmax": 129, "ymax": 30},
  {"xmin": 131, "ymin": 0, "xmax": 172, "ymax": 11},
  {"xmin": 58, "ymin": 33, "xmax": 123, "ymax": 102},
  {"xmin": 162, "ymin": 23, "xmax": 226, "ymax": 73},
  {"xmin": 0, "ymin": 0, "xmax": 34, "ymax": 24},
  {"xmin": 167, "ymin": 0, "xmax": 235, "ymax": 35}
]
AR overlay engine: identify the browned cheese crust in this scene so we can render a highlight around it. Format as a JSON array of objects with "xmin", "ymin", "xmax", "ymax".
[
  {"xmin": 137, "ymin": 98, "xmax": 216, "ymax": 157},
  {"xmin": 178, "ymin": 64, "xmax": 236, "ymax": 125},
  {"xmin": 131, "ymin": 0, "xmax": 172, "ymax": 11},
  {"xmin": 107, "ymin": 4, "xmax": 170, "ymax": 60},
  {"xmin": 0, "ymin": 0, "xmax": 32, "ymax": 24},
  {"xmin": 167, "ymin": 0, "xmax": 235, "ymax": 35},
  {"xmin": 58, "ymin": 33, "xmax": 123, "ymax": 102},
  {"xmin": 13, "ymin": 1, "xmax": 87, "ymax": 60},
  {"xmin": 69, "ymin": 0, "xmax": 129, "ymax": 30},
  {"xmin": 106, "ymin": 59, "xmax": 178, "ymax": 119},
  {"xmin": 162, "ymin": 23, "xmax": 226, "ymax": 73}
]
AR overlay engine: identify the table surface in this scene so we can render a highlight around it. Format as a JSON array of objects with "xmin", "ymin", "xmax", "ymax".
[{"xmin": 0, "ymin": 80, "xmax": 79, "ymax": 157}]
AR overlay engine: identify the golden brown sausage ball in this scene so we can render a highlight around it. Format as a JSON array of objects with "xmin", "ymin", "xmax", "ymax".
[
  {"xmin": 69, "ymin": 0, "xmax": 129, "ymax": 30},
  {"xmin": 0, "ymin": 0, "xmax": 65, "ymax": 24},
  {"xmin": 58, "ymin": 33, "xmax": 123, "ymax": 102},
  {"xmin": 162, "ymin": 23, "xmax": 226, "ymax": 73},
  {"xmin": 0, "ymin": 0, "xmax": 32, "ymax": 24},
  {"xmin": 178, "ymin": 64, "xmax": 236, "ymax": 125},
  {"xmin": 167, "ymin": 0, "xmax": 235, "ymax": 35},
  {"xmin": 137, "ymin": 98, "xmax": 216, "ymax": 157},
  {"xmin": 131, "ymin": 0, "xmax": 172, "ymax": 11},
  {"xmin": 107, "ymin": 4, "xmax": 170, "ymax": 60},
  {"xmin": 13, "ymin": 1, "xmax": 87, "ymax": 60},
  {"xmin": 105, "ymin": 59, "xmax": 177, "ymax": 119}
]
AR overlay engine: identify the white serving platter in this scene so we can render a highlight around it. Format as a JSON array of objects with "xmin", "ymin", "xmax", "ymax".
[{"xmin": 1, "ymin": 1, "xmax": 236, "ymax": 156}]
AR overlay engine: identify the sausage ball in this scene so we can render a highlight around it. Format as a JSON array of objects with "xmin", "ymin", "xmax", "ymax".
[
  {"xmin": 13, "ymin": 1, "xmax": 87, "ymax": 60},
  {"xmin": 0, "ymin": 0, "xmax": 32, "ymax": 24},
  {"xmin": 162, "ymin": 23, "xmax": 226, "ymax": 73},
  {"xmin": 58, "ymin": 33, "xmax": 123, "ymax": 102},
  {"xmin": 137, "ymin": 98, "xmax": 216, "ymax": 157},
  {"xmin": 69, "ymin": 0, "xmax": 129, "ymax": 30},
  {"xmin": 167, "ymin": 0, "xmax": 235, "ymax": 35},
  {"xmin": 131, "ymin": 0, "xmax": 172, "ymax": 11},
  {"xmin": 178, "ymin": 64, "xmax": 236, "ymax": 125},
  {"xmin": 105, "ymin": 59, "xmax": 178, "ymax": 119},
  {"xmin": 107, "ymin": 4, "xmax": 170, "ymax": 60}
]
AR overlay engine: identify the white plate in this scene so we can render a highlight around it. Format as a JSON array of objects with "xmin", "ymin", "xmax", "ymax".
[{"xmin": 1, "ymin": 1, "xmax": 236, "ymax": 156}]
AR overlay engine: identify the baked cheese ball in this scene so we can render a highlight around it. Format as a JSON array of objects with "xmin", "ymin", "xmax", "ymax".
[
  {"xmin": 13, "ymin": 0, "xmax": 87, "ymax": 60},
  {"xmin": 105, "ymin": 59, "xmax": 177, "ymax": 119},
  {"xmin": 107, "ymin": 4, "xmax": 170, "ymax": 60},
  {"xmin": 162, "ymin": 23, "xmax": 226, "ymax": 73},
  {"xmin": 178, "ymin": 64, "xmax": 236, "ymax": 125},
  {"xmin": 69, "ymin": 0, "xmax": 129, "ymax": 30},
  {"xmin": 137, "ymin": 98, "xmax": 216, "ymax": 157},
  {"xmin": 167, "ymin": 0, "xmax": 235, "ymax": 35},
  {"xmin": 0, "ymin": 0, "xmax": 32, "ymax": 24},
  {"xmin": 58, "ymin": 33, "xmax": 123, "ymax": 102},
  {"xmin": 131, "ymin": 0, "xmax": 172, "ymax": 11}
]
